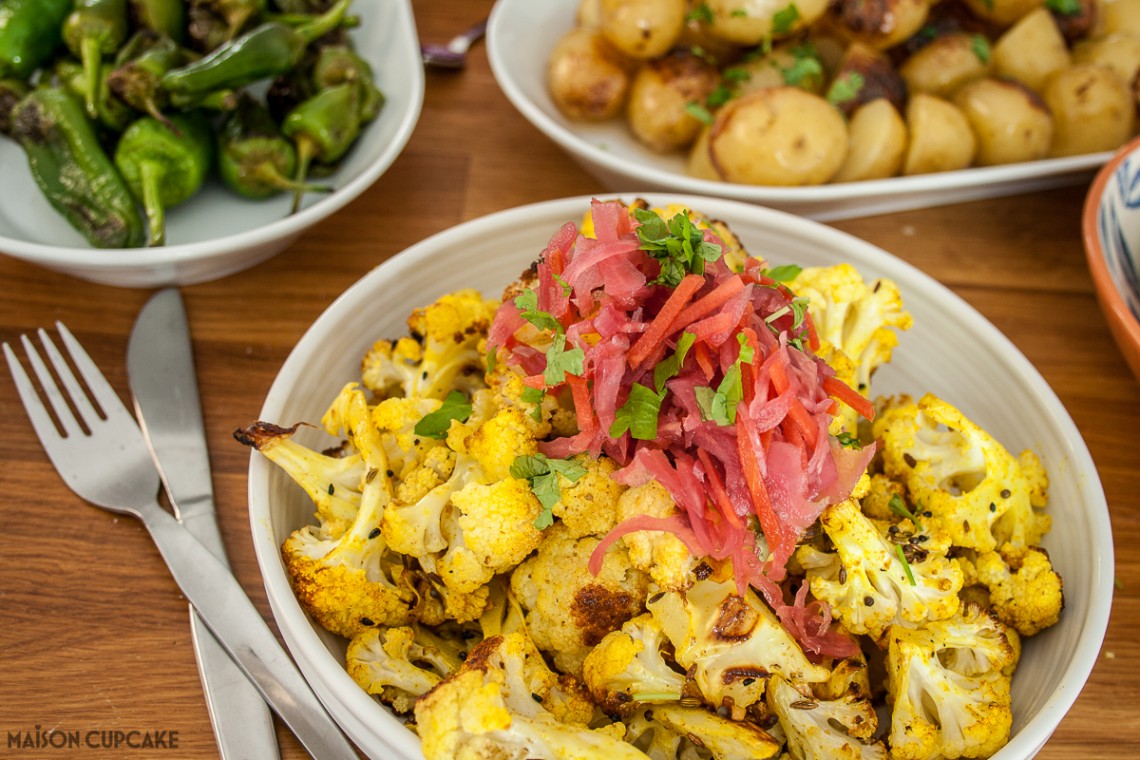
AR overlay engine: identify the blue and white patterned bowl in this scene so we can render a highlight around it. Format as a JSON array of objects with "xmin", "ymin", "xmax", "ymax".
[{"xmin": 1083, "ymin": 136, "xmax": 1140, "ymax": 382}]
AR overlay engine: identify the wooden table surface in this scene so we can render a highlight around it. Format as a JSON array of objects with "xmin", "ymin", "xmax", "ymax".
[{"xmin": 2, "ymin": 1, "xmax": 1138, "ymax": 757}]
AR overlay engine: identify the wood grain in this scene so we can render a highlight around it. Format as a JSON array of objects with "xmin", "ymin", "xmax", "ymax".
[{"xmin": 1, "ymin": 1, "xmax": 1137, "ymax": 757}]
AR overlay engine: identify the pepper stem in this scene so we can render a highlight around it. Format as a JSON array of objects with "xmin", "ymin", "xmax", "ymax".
[
  {"xmin": 254, "ymin": 162, "xmax": 333, "ymax": 195},
  {"xmin": 290, "ymin": 136, "xmax": 316, "ymax": 215},
  {"xmin": 298, "ymin": 0, "xmax": 353, "ymax": 45},
  {"xmin": 139, "ymin": 160, "xmax": 167, "ymax": 247},
  {"xmin": 80, "ymin": 37, "xmax": 103, "ymax": 121}
]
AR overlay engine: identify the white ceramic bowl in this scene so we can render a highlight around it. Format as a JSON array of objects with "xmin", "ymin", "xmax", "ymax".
[
  {"xmin": 0, "ymin": 0, "xmax": 423, "ymax": 288},
  {"xmin": 248, "ymin": 194, "xmax": 1112, "ymax": 759},
  {"xmin": 486, "ymin": 0, "xmax": 1111, "ymax": 222},
  {"xmin": 1082, "ymin": 135, "xmax": 1140, "ymax": 382}
]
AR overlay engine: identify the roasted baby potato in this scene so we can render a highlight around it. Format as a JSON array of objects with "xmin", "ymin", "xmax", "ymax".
[
  {"xmin": 547, "ymin": 27, "xmax": 632, "ymax": 121},
  {"xmin": 952, "ymin": 78, "xmax": 1054, "ymax": 165},
  {"xmin": 899, "ymin": 32, "xmax": 994, "ymax": 97},
  {"xmin": 992, "ymin": 7, "xmax": 1073, "ymax": 91},
  {"xmin": 833, "ymin": 98, "xmax": 908, "ymax": 181},
  {"xmin": 598, "ymin": 0, "xmax": 687, "ymax": 59},
  {"xmin": 626, "ymin": 51, "xmax": 720, "ymax": 152},
  {"xmin": 706, "ymin": 87, "xmax": 849, "ymax": 185},
  {"xmin": 902, "ymin": 93, "xmax": 977, "ymax": 174},
  {"xmin": 829, "ymin": 0, "xmax": 934, "ymax": 49},
  {"xmin": 701, "ymin": 0, "xmax": 830, "ymax": 45},
  {"xmin": 1044, "ymin": 62, "xmax": 1135, "ymax": 155},
  {"xmin": 964, "ymin": 0, "xmax": 1046, "ymax": 27},
  {"xmin": 825, "ymin": 42, "xmax": 907, "ymax": 118}
]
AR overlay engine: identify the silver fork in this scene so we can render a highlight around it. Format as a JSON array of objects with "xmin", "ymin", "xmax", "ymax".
[{"xmin": 3, "ymin": 324, "xmax": 358, "ymax": 760}]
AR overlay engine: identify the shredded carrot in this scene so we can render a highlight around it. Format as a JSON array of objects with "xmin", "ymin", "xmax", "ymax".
[
  {"xmin": 628, "ymin": 273, "xmax": 704, "ymax": 368},
  {"xmin": 688, "ymin": 310, "xmax": 739, "ymax": 342},
  {"xmin": 523, "ymin": 373, "xmax": 545, "ymax": 389},
  {"xmin": 785, "ymin": 397, "xmax": 819, "ymax": 448},
  {"xmin": 670, "ymin": 275, "xmax": 745, "ymax": 331},
  {"xmin": 736, "ymin": 420, "xmax": 782, "ymax": 548},
  {"xmin": 804, "ymin": 311, "xmax": 820, "ymax": 352},
  {"xmin": 694, "ymin": 340, "xmax": 715, "ymax": 379},
  {"xmin": 698, "ymin": 449, "xmax": 745, "ymax": 529},
  {"xmin": 566, "ymin": 375, "xmax": 597, "ymax": 435},
  {"xmin": 823, "ymin": 375, "xmax": 875, "ymax": 421}
]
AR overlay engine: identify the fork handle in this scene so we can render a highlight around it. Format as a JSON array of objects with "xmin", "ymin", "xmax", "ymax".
[{"xmin": 137, "ymin": 500, "xmax": 359, "ymax": 760}]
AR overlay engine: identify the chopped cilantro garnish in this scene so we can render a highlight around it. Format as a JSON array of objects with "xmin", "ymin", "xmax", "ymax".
[
  {"xmin": 413, "ymin": 391, "xmax": 472, "ymax": 439},
  {"xmin": 781, "ymin": 55, "xmax": 823, "ymax": 87},
  {"xmin": 970, "ymin": 34, "xmax": 991, "ymax": 63},
  {"xmin": 895, "ymin": 543, "xmax": 918, "ymax": 586},
  {"xmin": 706, "ymin": 83, "xmax": 735, "ymax": 108},
  {"xmin": 772, "ymin": 3, "xmax": 800, "ymax": 34},
  {"xmin": 521, "ymin": 385, "xmax": 546, "ymax": 422},
  {"xmin": 1045, "ymin": 0, "xmax": 1082, "ymax": 13},
  {"xmin": 543, "ymin": 338, "xmax": 585, "ymax": 386},
  {"xmin": 695, "ymin": 334, "xmax": 753, "ymax": 426},
  {"xmin": 610, "ymin": 383, "xmax": 668, "ymax": 440},
  {"xmin": 686, "ymin": 101, "xmax": 715, "ymax": 125},
  {"xmin": 763, "ymin": 263, "xmax": 803, "ymax": 282},
  {"xmin": 836, "ymin": 431, "xmax": 862, "ymax": 449},
  {"xmin": 634, "ymin": 208, "xmax": 723, "ymax": 287},
  {"xmin": 826, "ymin": 72, "xmax": 865, "ymax": 106},
  {"xmin": 510, "ymin": 454, "xmax": 589, "ymax": 529},
  {"xmin": 554, "ymin": 273, "xmax": 572, "ymax": 297},
  {"xmin": 654, "ymin": 332, "xmax": 696, "ymax": 393},
  {"xmin": 686, "ymin": 3, "xmax": 714, "ymax": 23},
  {"xmin": 514, "ymin": 289, "xmax": 560, "ymax": 333},
  {"xmin": 888, "ymin": 493, "xmax": 923, "ymax": 530}
]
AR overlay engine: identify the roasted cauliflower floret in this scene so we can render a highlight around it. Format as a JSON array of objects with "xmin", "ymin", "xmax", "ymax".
[
  {"xmin": 647, "ymin": 578, "xmax": 830, "ymax": 712},
  {"xmin": 553, "ymin": 453, "xmax": 624, "ymax": 538},
  {"xmin": 796, "ymin": 498, "xmax": 963, "ymax": 640},
  {"xmin": 623, "ymin": 703, "xmax": 781, "ymax": 760},
  {"xmin": 485, "ymin": 360, "xmax": 579, "ymax": 439},
  {"xmin": 581, "ymin": 613, "xmax": 688, "ymax": 715},
  {"xmin": 381, "ymin": 454, "xmax": 481, "ymax": 559},
  {"xmin": 461, "ymin": 406, "xmax": 539, "ymax": 480},
  {"xmin": 361, "ymin": 289, "xmax": 496, "ymax": 401},
  {"xmin": 767, "ymin": 674, "xmax": 886, "ymax": 760},
  {"xmin": 969, "ymin": 544, "xmax": 1063, "ymax": 636},
  {"xmin": 371, "ymin": 395, "xmax": 449, "ymax": 478},
  {"xmin": 439, "ymin": 477, "xmax": 546, "ymax": 594},
  {"xmin": 885, "ymin": 603, "xmax": 1018, "ymax": 760},
  {"xmin": 511, "ymin": 524, "xmax": 650, "ymax": 677},
  {"xmin": 616, "ymin": 481, "xmax": 698, "ymax": 591},
  {"xmin": 281, "ymin": 486, "xmax": 414, "ymax": 638},
  {"xmin": 873, "ymin": 394, "xmax": 1051, "ymax": 553},
  {"xmin": 414, "ymin": 632, "xmax": 638, "ymax": 760},
  {"xmin": 346, "ymin": 625, "xmax": 458, "ymax": 714}
]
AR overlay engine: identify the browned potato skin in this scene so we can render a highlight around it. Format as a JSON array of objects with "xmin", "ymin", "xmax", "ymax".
[
  {"xmin": 1073, "ymin": 33, "xmax": 1140, "ymax": 89},
  {"xmin": 547, "ymin": 27, "xmax": 633, "ymax": 121},
  {"xmin": 707, "ymin": 88, "xmax": 849, "ymax": 185},
  {"xmin": 1052, "ymin": 0, "xmax": 1098, "ymax": 42},
  {"xmin": 952, "ymin": 78, "xmax": 1054, "ymax": 165},
  {"xmin": 598, "ymin": 0, "xmax": 687, "ymax": 59},
  {"xmin": 1044, "ymin": 62, "xmax": 1135, "ymax": 155},
  {"xmin": 829, "ymin": 0, "xmax": 934, "ymax": 50},
  {"xmin": 827, "ymin": 42, "xmax": 907, "ymax": 119},
  {"xmin": 626, "ymin": 52, "xmax": 721, "ymax": 152},
  {"xmin": 900, "ymin": 33, "xmax": 993, "ymax": 97}
]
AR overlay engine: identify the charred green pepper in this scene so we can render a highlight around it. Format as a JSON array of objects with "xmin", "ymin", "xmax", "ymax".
[
  {"xmin": 113, "ymin": 111, "xmax": 215, "ymax": 246},
  {"xmin": 10, "ymin": 87, "xmax": 145, "ymax": 248},
  {"xmin": 0, "ymin": 0, "xmax": 72, "ymax": 80},
  {"xmin": 63, "ymin": 0, "xmax": 132, "ymax": 120},
  {"xmin": 312, "ymin": 45, "xmax": 383, "ymax": 121},
  {"xmin": 200, "ymin": 0, "xmax": 267, "ymax": 41},
  {"xmin": 128, "ymin": 0, "xmax": 186, "ymax": 43},
  {"xmin": 218, "ymin": 94, "xmax": 331, "ymax": 199},
  {"xmin": 0, "ymin": 78, "xmax": 29, "ymax": 135},
  {"xmin": 107, "ymin": 33, "xmax": 192, "ymax": 128},
  {"xmin": 281, "ymin": 80, "xmax": 360, "ymax": 212},
  {"xmin": 162, "ymin": 0, "xmax": 351, "ymax": 96}
]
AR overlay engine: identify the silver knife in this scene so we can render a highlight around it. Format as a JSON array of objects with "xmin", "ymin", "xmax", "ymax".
[{"xmin": 127, "ymin": 289, "xmax": 280, "ymax": 760}]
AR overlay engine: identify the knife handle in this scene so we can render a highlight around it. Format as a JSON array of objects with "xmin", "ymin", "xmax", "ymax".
[{"xmin": 138, "ymin": 500, "xmax": 358, "ymax": 760}]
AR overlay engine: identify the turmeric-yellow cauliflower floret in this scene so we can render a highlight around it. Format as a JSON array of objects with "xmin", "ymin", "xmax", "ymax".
[
  {"xmin": 615, "ymin": 480, "xmax": 698, "ymax": 591},
  {"xmin": 462, "ymin": 406, "xmax": 539, "ymax": 480},
  {"xmin": 438, "ymin": 477, "xmax": 545, "ymax": 594},
  {"xmin": 511, "ymin": 523, "xmax": 650, "ymax": 677},
  {"xmin": 873, "ymin": 393, "xmax": 1050, "ymax": 553},
  {"xmin": 553, "ymin": 454, "xmax": 624, "ymax": 538},
  {"xmin": 972, "ymin": 544, "xmax": 1064, "ymax": 636}
]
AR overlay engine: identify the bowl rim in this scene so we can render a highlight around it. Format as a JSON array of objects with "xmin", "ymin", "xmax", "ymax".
[
  {"xmin": 249, "ymin": 193, "xmax": 1114, "ymax": 759},
  {"xmin": 1081, "ymin": 135, "xmax": 1140, "ymax": 370},
  {"xmin": 485, "ymin": 0, "xmax": 1111, "ymax": 207},
  {"xmin": 0, "ymin": 0, "xmax": 425, "ymax": 271}
]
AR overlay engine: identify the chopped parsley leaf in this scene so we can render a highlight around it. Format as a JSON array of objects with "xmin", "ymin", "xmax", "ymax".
[
  {"xmin": 634, "ymin": 208, "xmax": 724, "ymax": 286},
  {"xmin": 413, "ymin": 391, "xmax": 473, "ymax": 439},
  {"xmin": 610, "ymin": 383, "xmax": 668, "ymax": 440},
  {"xmin": 826, "ymin": 72, "xmax": 865, "ymax": 106},
  {"xmin": 510, "ymin": 454, "xmax": 588, "ymax": 529}
]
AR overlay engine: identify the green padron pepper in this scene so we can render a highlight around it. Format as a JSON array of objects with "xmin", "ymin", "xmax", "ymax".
[
  {"xmin": 218, "ymin": 94, "xmax": 332, "ymax": 199},
  {"xmin": 54, "ymin": 58, "xmax": 132, "ymax": 133},
  {"xmin": 281, "ymin": 81, "xmax": 362, "ymax": 212},
  {"xmin": 107, "ymin": 33, "xmax": 193, "ymax": 129},
  {"xmin": 162, "ymin": 0, "xmax": 351, "ymax": 96},
  {"xmin": 10, "ymin": 88, "xmax": 145, "ymax": 248},
  {"xmin": 312, "ymin": 45, "xmax": 383, "ymax": 122},
  {"xmin": 113, "ymin": 111, "xmax": 215, "ymax": 246},
  {"xmin": 0, "ymin": 0, "xmax": 73, "ymax": 80},
  {"xmin": 128, "ymin": 0, "xmax": 186, "ymax": 43},
  {"xmin": 63, "ymin": 0, "xmax": 132, "ymax": 120},
  {"xmin": 0, "ymin": 78, "xmax": 29, "ymax": 135}
]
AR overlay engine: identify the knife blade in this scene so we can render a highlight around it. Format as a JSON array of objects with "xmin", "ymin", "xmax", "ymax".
[{"xmin": 127, "ymin": 288, "xmax": 280, "ymax": 760}]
